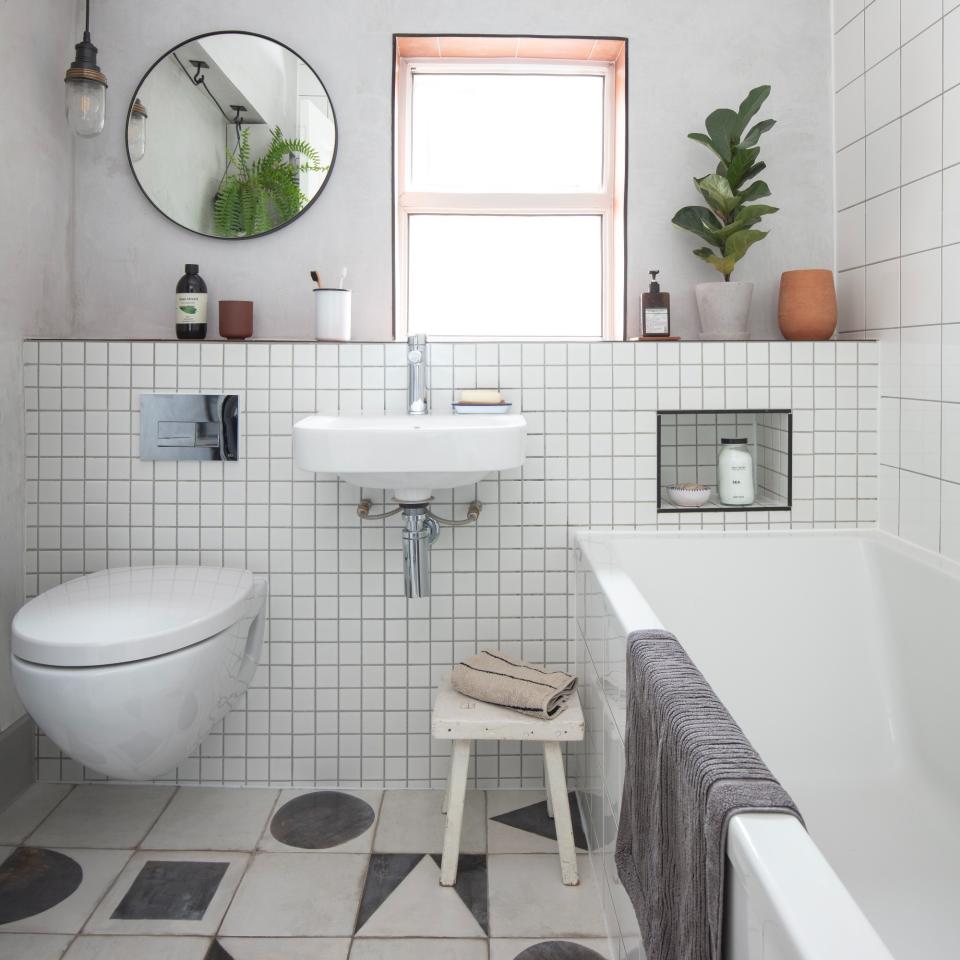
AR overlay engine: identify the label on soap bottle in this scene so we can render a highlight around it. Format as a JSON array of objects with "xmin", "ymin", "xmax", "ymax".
[
  {"xmin": 176, "ymin": 292, "xmax": 208, "ymax": 327},
  {"xmin": 644, "ymin": 307, "xmax": 669, "ymax": 335}
]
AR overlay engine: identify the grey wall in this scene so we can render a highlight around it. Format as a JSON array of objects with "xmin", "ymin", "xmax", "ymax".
[
  {"xmin": 0, "ymin": 0, "xmax": 76, "ymax": 730},
  {"xmin": 71, "ymin": 0, "xmax": 835, "ymax": 342}
]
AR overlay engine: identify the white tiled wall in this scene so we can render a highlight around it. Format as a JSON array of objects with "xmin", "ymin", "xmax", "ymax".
[
  {"xmin": 834, "ymin": 0, "xmax": 960, "ymax": 557},
  {"xmin": 24, "ymin": 338, "xmax": 877, "ymax": 787}
]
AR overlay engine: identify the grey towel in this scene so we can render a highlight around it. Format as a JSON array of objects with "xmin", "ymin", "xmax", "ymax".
[
  {"xmin": 615, "ymin": 630, "xmax": 802, "ymax": 960},
  {"xmin": 450, "ymin": 649, "xmax": 576, "ymax": 719}
]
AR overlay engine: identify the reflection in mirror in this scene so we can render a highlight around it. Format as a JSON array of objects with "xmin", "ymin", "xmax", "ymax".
[{"xmin": 127, "ymin": 32, "xmax": 336, "ymax": 239}]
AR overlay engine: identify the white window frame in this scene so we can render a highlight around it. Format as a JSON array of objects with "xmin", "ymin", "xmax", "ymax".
[{"xmin": 394, "ymin": 56, "xmax": 618, "ymax": 341}]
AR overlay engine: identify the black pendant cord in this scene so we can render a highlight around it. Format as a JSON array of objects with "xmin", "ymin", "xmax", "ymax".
[
  {"xmin": 84, "ymin": 0, "xmax": 90, "ymax": 35},
  {"xmin": 171, "ymin": 52, "xmax": 236, "ymax": 125}
]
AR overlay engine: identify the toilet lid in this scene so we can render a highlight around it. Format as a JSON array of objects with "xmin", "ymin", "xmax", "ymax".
[{"xmin": 12, "ymin": 566, "xmax": 257, "ymax": 667}]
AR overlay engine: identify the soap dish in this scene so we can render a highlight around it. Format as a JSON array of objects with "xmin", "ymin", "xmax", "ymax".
[
  {"xmin": 451, "ymin": 402, "xmax": 513, "ymax": 415},
  {"xmin": 666, "ymin": 483, "xmax": 712, "ymax": 507}
]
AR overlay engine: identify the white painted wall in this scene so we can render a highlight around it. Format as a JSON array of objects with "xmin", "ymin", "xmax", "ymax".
[
  {"xmin": 70, "ymin": 0, "xmax": 834, "ymax": 341},
  {"xmin": 0, "ymin": 0, "xmax": 76, "ymax": 730}
]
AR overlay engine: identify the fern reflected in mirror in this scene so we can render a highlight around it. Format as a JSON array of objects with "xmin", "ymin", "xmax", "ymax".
[{"xmin": 127, "ymin": 31, "xmax": 337, "ymax": 239}]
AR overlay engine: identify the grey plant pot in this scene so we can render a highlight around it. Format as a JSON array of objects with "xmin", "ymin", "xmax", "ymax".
[{"xmin": 695, "ymin": 281, "xmax": 754, "ymax": 340}]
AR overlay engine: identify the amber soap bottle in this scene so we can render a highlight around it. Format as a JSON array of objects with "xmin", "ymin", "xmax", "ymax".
[{"xmin": 640, "ymin": 270, "xmax": 671, "ymax": 337}]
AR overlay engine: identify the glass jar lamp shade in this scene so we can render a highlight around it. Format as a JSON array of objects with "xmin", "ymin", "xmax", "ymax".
[
  {"xmin": 65, "ymin": 72, "xmax": 106, "ymax": 137},
  {"xmin": 127, "ymin": 99, "xmax": 147, "ymax": 160}
]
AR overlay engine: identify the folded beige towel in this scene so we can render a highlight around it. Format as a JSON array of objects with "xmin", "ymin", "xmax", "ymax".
[{"xmin": 451, "ymin": 649, "xmax": 577, "ymax": 719}]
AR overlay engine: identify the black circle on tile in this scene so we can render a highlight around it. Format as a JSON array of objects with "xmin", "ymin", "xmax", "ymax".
[
  {"xmin": 514, "ymin": 943, "xmax": 609, "ymax": 960},
  {"xmin": 270, "ymin": 791, "xmax": 375, "ymax": 849},
  {"xmin": 0, "ymin": 847, "xmax": 83, "ymax": 924}
]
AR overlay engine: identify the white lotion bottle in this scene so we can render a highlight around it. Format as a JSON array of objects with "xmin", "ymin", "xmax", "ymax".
[{"xmin": 718, "ymin": 438, "xmax": 755, "ymax": 505}]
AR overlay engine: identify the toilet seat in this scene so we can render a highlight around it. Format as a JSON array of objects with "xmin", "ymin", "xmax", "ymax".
[{"xmin": 12, "ymin": 566, "xmax": 257, "ymax": 668}]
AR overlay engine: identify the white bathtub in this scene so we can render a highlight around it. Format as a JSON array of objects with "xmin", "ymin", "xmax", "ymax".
[{"xmin": 575, "ymin": 528, "xmax": 960, "ymax": 960}]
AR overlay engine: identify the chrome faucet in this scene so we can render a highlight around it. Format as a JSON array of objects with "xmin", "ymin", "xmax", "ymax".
[{"xmin": 407, "ymin": 334, "xmax": 428, "ymax": 415}]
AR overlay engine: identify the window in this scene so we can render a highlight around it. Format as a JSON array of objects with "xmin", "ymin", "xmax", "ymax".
[{"xmin": 394, "ymin": 36, "xmax": 626, "ymax": 340}]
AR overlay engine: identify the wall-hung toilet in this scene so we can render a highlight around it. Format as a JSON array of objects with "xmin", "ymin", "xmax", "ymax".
[{"xmin": 11, "ymin": 566, "xmax": 267, "ymax": 781}]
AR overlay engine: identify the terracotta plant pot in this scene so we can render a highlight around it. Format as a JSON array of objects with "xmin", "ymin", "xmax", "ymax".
[
  {"xmin": 778, "ymin": 269, "xmax": 836, "ymax": 340},
  {"xmin": 219, "ymin": 300, "xmax": 253, "ymax": 340}
]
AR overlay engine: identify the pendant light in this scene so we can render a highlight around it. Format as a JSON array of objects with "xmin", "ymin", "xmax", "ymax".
[
  {"xmin": 65, "ymin": 0, "xmax": 107, "ymax": 138},
  {"xmin": 127, "ymin": 99, "xmax": 147, "ymax": 160}
]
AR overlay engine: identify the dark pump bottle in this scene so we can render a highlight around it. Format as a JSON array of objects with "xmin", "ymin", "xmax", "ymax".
[
  {"xmin": 176, "ymin": 264, "xmax": 208, "ymax": 340},
  {"xmin": 641, "ymin": 270, "xmax": 671, "ymax": 337}
]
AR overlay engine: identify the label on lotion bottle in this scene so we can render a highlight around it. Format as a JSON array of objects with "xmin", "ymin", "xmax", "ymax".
[
  {"xmin": 176, "ymin": 292, "xmax": 207, "ymax": 327},
  {"xmin": 644, "ymin": 307, "xmax": 669, "ymax": 335}
]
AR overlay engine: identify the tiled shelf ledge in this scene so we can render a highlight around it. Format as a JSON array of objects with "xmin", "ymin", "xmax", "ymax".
[
  {"xmin": 23, "ymin": 337, "xmax": 879, "ymax": 344},
  {"xmin": 657, "ymin": 409, "xmax": 793, "ymax": 514}
]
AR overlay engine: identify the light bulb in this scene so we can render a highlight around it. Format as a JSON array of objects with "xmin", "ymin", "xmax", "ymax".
[{"xmin": 65, "ymin": 78, "xmax": 106, "ymax": 138}]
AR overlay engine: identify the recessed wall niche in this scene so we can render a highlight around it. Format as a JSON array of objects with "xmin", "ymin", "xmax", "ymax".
[{"xmin": 657, "ymin": 409, "xmax": 792, "ymax": 513}]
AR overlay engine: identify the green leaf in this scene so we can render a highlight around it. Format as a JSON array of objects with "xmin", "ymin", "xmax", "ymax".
[
  {"xmin": 724, "ymin": 228, "xmax": 768, "ymax": 263},
  {"xmin": 688, "ymin": 131, "xmax": 725, "ymax": 160},
  {"xmin": 739, "ymin": 179, "xmax": 772, "ymax": 203},
  {"xmin": 715, "ymin": 204, "xmax": 778, "ymax": 239},
  {"xmin": 741, "ymin": 161, "xmax": 766, "ymax": 183},
  {"xmin": 178, "ymin": 305, "xmax": 197, "ymax": 315},
  {"xmin": 705, "ymin": 108, "xmax": 739, "ymax": 161},
  {"xmin": 733, "ymin": 85, "xmax": 771, "ymax": 139},
  {"xmin": 742, "ymin": 118, "xmax": 776, "ymax": 147},
  {"xmin": 724, "ymin": 146, "xmax": 760, "ymax": 190},
  {"xmin": 695, "ymin": 173, "xmax": 739, "ymax": 215},
  {"xmin": 694, "ymin": 247, "xmax": 737, "ymax": 276},
  {"xmin": 672, "ymin": 205, "xmax": 724, "ymax": 245}
]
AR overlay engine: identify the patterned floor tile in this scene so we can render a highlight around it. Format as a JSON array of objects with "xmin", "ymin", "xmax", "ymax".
[
  {"xmin": 0, "ymin": 849, "xmax": 82, "ymax": 924},
  {"xmin": 63, "ymin": 935, "xmax": 210, "ymax": 959},
  {"xmin": 29, "ymin": 786, "xmax": 174, "ymax": 849},
  {"xmin": 488, "ymin": 854, "xmax": 607, "ymax": 939},
  {"xmin": 143, "ymin": 787, "xmax": 278, "ymax": 852},
  {"xmin": 349, "ymin": 939, "xmax": 488, "ymax": 960},
  {"xmin": 0, "ymin": 848, "xmax": 131, "ymax": 935},
  {"xmin": 0, "ymin": 933, "xmax": 72, "ymax": 960},
  {"xmin": 488, "ymin": 791, "xmax": 588, "ymax": 854},
  {"xmin": 215, "ymin": 938, "xmax": 351, "ymax": 959},
  {"xmin": 373, "ymin": 790, "xmax": 485, "ymax": 853},
  {"xmin": 354, "ymin": 853, "xmax": 487, "ymax": 938},
  {"xmin": 219, "ymin": 852, "xmax": 367, "ymax": 937},
  {"xmin": 0, "ymin": 786, "xmax": 72, "ymax": 846},
  {"xmin": 490, "ymin": 939, "xmax": 613, "ymax": 960},
  {"xmin": 258, "ymin": 789, "xmax": 380, "ymax": 853},
  {"xmin": 84, "ymin": 850, "xmax": 247, "ymax": 935}
]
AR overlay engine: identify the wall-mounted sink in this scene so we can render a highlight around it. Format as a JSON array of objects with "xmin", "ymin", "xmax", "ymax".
[{"xmin": 293, "ymin": 413, "xmax": 527, "ymax": 502}]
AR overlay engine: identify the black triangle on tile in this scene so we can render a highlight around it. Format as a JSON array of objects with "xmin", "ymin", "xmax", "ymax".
[
  {"xmin": 428, "ymin": 853, "xmax": 488, "ymax": 935},
  {"xmin": 491, "ymin": 793, "xmax": 588, "ymax": 850},
  {"xmin": 354, "ymin": 852, "xmax": 423, "ymax": 933},
  {"xmin": 204, "ymin": 940, "xmax": 234, "ymax": 960}
]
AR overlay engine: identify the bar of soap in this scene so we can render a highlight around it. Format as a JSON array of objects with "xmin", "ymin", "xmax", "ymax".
[{"xmin": 459, "ymin": 389, "xmax": 503, "ymax": 404}]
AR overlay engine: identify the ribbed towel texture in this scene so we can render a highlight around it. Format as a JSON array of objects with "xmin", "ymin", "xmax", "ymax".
[
  {"xmin": 450, "ymin": 650, "xmax": 576, "ymax": 719},
  {"xmin": 615, "ymin": 630, "xmax": 802, "ymax": 960}
]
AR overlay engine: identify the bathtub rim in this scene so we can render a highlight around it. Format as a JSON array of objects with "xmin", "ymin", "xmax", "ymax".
[{"xmin": 574, "ymin": 526, "xmax": 898, "ymax": 960}]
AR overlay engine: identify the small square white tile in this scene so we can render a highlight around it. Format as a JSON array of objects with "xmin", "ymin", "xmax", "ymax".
[
  {"xmin": 85, "ymin": 850, "xmax": 249, "ymax": 935},
  {"xmin": 29, "ymin": 786, "xmax": 175, "ymax": 849},
  {"xmin": 142, "ymin": 787, "xmax": 278, "ymax": 851},
  {"xmin": 487, "ymin": 854, "xmax": 606, "ymax": 938},
  {"xmin": 374, "ymin": 790, "xmax": 485, "ymax": 853},
  {"xmin": 219, "ymin": 852, "xmax": 367, "ymax": 937}
]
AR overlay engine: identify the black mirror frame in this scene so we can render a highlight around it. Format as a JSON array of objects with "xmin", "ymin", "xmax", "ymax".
[{"xmin": 125, "ymin": 29, "xmax": 338, "ymax": 241}]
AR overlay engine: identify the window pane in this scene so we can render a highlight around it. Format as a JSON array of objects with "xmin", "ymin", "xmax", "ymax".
[
  {"xmin": 410, "ymin": 74, "xmax": 604, "ymax": 191},
  {"xmin": 407, "ymin": 215, "xmax": 602, "ymax": 338}
]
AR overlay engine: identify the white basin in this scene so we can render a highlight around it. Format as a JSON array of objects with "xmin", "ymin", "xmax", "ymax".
[{"xmin": 293, "ymin": 413, "xmax": 528, "ymax": 502}]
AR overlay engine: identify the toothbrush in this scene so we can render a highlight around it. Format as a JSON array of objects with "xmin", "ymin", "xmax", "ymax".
[
  {"xmin": 337, "ymin": 267, "xmax": 348, "ymax": 290},
  {"xmin": 310, "ymin": 270, "xmax": 322, "ymax": 289}
]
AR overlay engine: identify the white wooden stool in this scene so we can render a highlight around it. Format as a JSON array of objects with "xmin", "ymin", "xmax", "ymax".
[{"xmin": 431, "ymin": 677, "xmax": 585, "ymax": 887}]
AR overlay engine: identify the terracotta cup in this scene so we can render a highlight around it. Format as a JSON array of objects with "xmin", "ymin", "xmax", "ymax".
[
  {"xmin": 219, "ymin": 300, "xmax": 253, "ymax": 340},
  {"xmin": 778, "ymin": 269, "xmax": 837, "ymax": 340}
]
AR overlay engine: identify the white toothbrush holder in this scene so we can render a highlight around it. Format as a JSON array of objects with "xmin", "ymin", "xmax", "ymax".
[{"xmin": 314, "ymin": 288, "xmax": 351, "ymax": 341}]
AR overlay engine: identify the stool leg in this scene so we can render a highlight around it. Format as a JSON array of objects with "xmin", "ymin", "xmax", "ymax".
[
  {"xmin": 543, "ymin": 749, "xmax": 554, "ymax": 819},
  {"xmin": 543, "ymin": 741, "xmax": 579, "ymax": 885},
  {"xmin": 441, "ymin": 767, "xmax": 452, "ymax": 815},
  {"xmin": 440, "ymin": 739, "xmax": 471, "ymax": 886}
]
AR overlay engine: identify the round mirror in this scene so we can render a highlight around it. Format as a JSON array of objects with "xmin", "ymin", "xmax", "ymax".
[{"xmin": 126, "ymin": 31, "xmax": 337, "ymax": 239}]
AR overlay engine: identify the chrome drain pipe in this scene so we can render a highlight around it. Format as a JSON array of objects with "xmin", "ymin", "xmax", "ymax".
[{"xmin": 401, "ymin": 505, "xmax": 440, "ymax": 599}]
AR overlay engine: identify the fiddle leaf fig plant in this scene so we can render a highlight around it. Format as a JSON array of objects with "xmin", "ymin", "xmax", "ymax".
[
  {"xmin": 213, "ymin": 126, "xmax": 326, "ymax": 237},
  {"xmin": 672, "ymin": 84, "xmax": 778, "ymax": 281}
]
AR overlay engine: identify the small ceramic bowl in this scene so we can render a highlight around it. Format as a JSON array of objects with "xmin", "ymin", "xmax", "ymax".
[{"xmin": 667, "ymin": 483, "xmax": 712, "ymax": 508}]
